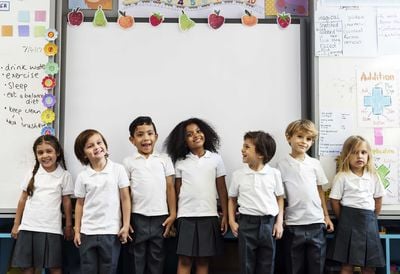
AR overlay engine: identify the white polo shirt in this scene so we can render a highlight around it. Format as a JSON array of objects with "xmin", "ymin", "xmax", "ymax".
[
  {"xmin": 276, "ymin": 154, "xmax": 328, "ymax": 225},
  {"xmin": 329, "ymin": 171, "xmax": 385, "ymax": 211},
  {"xmin": 123, "ymin": 152, "xmax": 175, "ymax": 216},
  {"xmin": 175, "ymin": 151, "xmax": 226, "ymax": 218},
  {"xmin": 74, "ymin": 160, "xmax": 130, "ymax": 235},
  {"xmin": 19, "ymin": 165, "xmax": 74, "ymax": 235},
  {"xmin": 228, "ymin": 164, "xmax": 284, "ymax": 216}
]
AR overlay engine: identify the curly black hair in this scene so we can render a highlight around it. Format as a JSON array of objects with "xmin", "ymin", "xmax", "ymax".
[{"xmin": 164, "ymin": 118, "xmax": 220, "ymax": 163}]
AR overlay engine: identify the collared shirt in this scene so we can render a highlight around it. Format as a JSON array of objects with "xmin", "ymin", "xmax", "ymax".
[
  {"xmin": 229, "ymin": 164, "xmax": 284, "ymax": 216},
  {"xmin": 276, "ymin": 154, "xmax": 328, "ymax": 225},
  {"xmin": 19, "ymin": 165, "xmax": 74, "ymax": 235},
  {"xmin": 74, "ymin": 160, "xmax": 130, "ymax": 235},
  {"xmin": 329, "ymin": 171, "xmax": 385, "ymax": 211},
  {"xmin": 123, "ymin": 151, "xmax": 174, "ymax": 216},
  {"xmin": 175, "ymin": 150, "xmax": 226, "ymax": 218}
]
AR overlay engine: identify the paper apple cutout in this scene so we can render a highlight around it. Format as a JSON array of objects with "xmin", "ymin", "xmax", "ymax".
[
  {"xmin": 179, "ymin": 10, "xmax": 195, "ymax": 31},
  {"xmin": 208, "ymin": 10, "xmax": 224, "ymax": 30},
  {"xmin": 277, "ymin": 12, "xmax": 291, "ymax": 29},
  {"xmin": 241, "ymin": 10, "xmax": 258, "ymax": 27},
  {"xmin": 67, "ymin": 8, "xmax": 84, "ymax": 26},
  {"xmin": 118, "ymin": 11, "xmax": 134, "ymax": 29},
  {"xmin": 149, "ymin": 13, "xmax": 164, "ymax": 27}
]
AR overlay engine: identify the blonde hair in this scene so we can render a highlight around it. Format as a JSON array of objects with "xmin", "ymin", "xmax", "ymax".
[
  {"xmin": 337, "ymin": 135, "xmax": 375, "ymax": 173},
  {"xmin": 285, "ymin": 119, "xmax": 318, "ymax": 140}
]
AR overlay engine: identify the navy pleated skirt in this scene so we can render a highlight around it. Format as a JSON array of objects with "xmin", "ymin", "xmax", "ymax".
[
  {"xmin": 176, "ymin": 216, "xmax": 223, "ymax": 257},
  {"xmin": 329, "ymin": 206, "xmax": 385, "ymax": 267}
]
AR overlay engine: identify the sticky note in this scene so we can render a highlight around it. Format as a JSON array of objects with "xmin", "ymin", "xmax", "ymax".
[
  {"xmin": 374, "ymin": 128, "xmax": 383, "ymax": 145},
  {"xmin": 18, "ymin": 10, "xmax": 30, "ymax": 22},
  {"xmin": 35, "ymin": 10, "xmax": 46, "ymax": 22},
  {"xmin": 18, "ymin": 25, "xmax": 29, "ymax": 37},
  {"xmin": 34, "ymin": 26, "xmax": 46, "ymax": 37},
  {"xmin": 1, "ymin": 25, "xmax": 13, "ymax": 37}
]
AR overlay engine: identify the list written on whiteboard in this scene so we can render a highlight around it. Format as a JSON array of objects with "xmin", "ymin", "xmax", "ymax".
[
  {"xmin": 315, "ymin": 8, "xmax": 377, "ymax": 57},
  {"xmin": 377, "ymin": 8, "xmax": 400, "ymax": 56},
  {"xmin": 319, "ymin": 110, "xmax": 353, "ymax": 156},
  {"xmin": 0, "ymin": 44, "xmax": 47, "ymax": 130}
]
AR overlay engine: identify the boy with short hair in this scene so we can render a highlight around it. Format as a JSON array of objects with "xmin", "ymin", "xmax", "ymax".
[
  {"xmin": 123, "ymin": 116, "xmax": 176, "ymax": 274},
  {"xmin": 276, "ymin": 119, "xmax": 334, "ymax": 274}
]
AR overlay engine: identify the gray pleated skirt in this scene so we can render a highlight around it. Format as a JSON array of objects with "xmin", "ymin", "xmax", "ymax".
[
  {"xmin": 329, "ymin": 206, "xmax": 385, "ymax": 267},
  {"xmin": 176, "ymin": 216, "xmax": 223, "ymax": 257},
  {"xmin": 12, "ymin": 230, "xmax": 63, "ymax": 268}
]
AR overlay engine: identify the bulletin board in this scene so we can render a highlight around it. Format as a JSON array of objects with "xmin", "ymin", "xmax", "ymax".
[
  {"xmin": 62, "ymin": 20, "xmax": 308, "ymax": 189},
  {"xmin": 0, "ymin": 0, "xmax": 56, "ymax": 213}
]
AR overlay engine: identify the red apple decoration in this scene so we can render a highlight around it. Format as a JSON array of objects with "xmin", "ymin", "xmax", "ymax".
[
  {"xmin": 208, "ymin": 10, "xmax": 224, "ymax": 30},
  {"xmin": 68, "ymin": 8, "xmax": 84, "ymax": 26},
  {"xmin": 149, "ymin": 13, "xmax": 164, "ymax": 27},
  {"xmin": 277, "ymin": 12, "xmax": 291, "ymax": 29}
]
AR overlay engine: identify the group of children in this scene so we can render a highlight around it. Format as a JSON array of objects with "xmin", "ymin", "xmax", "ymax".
[{"xmin": 10, "ymin": 117, "xmax": 386, "ymax": 274}]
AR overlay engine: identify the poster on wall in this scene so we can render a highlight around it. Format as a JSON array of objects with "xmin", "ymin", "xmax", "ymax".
[
  {"xmin": 357, "ymin": 70, "xmax": 400, "ymax": 128},
  {"xmin": 373, "ymin": 146, "xmax": 400, "ymax": 205},
  {"xmin": 119, "ymin": 0, "xmax": 264, "ymax": 18},
  {"xmin": 69, "ymin": 0, "xmax": 113, "ymax": 10}
]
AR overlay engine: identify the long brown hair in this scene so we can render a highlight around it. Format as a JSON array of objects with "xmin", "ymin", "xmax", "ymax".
[{"xmin": 27, "ymin": 135, "xmax": 67, "ymax": 196}]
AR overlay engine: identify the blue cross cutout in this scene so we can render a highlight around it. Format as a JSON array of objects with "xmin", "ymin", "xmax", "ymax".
[{"xmin": 363, "ymin": 87, "xmax": 391, "ymax": 115}]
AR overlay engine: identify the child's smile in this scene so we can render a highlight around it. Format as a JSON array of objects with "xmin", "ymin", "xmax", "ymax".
[
  {"xmin": 130, "ymin": 124, "xmax": 158, "ymax": 157},
  {"xmin": 84, "ymin": 133, "xmax": 108, "ymax": 163},
  {"xmin": 36, "ymin": 142, "xmax": 58, "ymax": 172},
  {"xmin": 185, "ymin": 123, "xmax": 205, "ymax": 152}
]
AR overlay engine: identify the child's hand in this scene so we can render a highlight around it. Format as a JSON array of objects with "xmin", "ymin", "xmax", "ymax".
[
  {"xmin": 63, "ymin": 225, "xmax": 74, "ymax": 241},
  {"xmin": 272, "ymin": 222, "xmax": 284, "ymax": 239},
  {"xmin": 162, "ymin": 215, "xmax": 176, "ymax": 238},
  {"xmin": 73, "ymin": 232, "xmax": 81, "ymax": 248},
  {"xmin": 325, "ymin": 216, "xmax": 334, "ymax": 233},
  {"xmin": 229, "ymin": 221, "xmax": 239, "ymax": 237},
  {"xmin": 11, "ymin": 224, "xmax": 19, "ymax": 239},
  {"xmin": 128, "ymin": 225, "xmax": 134, "ymax": 241},
  {"xmin": 118, "ymin": 226, "xmax": 130, "ymax": 244},
  {"xmin": 220, "ymin": 216, "xmax": 228, "ymax": 235}
]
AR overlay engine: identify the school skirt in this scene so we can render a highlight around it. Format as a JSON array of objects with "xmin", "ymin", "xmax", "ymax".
[
  {"xmin": 12, "ymin": 230, "xmax": 63, "ymax": 268},
  {"xmin": 176, "ymin": 216, "xmax": 223, "ymax": 257},
  {"xmin": 329, "ymin": 206, "xmax": 385, "ymax": 267}
]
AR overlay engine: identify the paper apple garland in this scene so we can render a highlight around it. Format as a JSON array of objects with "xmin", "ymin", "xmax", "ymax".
[
  {"xmin": 241, "ymin": 10, "xmax": 258, "ymax": 27},
  {"xmin": 118, "ymin": 11, "xmax": 134, "ymax": 29},
  {"xmin": 41, "ymin": 126, "xmax": 55, "ymax": 136},
  {"xmin": 44, "ymin": 42, "xmax": 58, "ymax": 56},
  {"xmin": 150, "ymin": 13, "xmax": 164, "ymax": 27},
  {"xmin": 179, "ymin": 10, "xmax": 195, "ymax": 31},
  {"xmin": 67, "ymin": 8, "xmax": 84, "ymax": 27},
  {"xmin": 208, "ymin": 10, "xmax": 224, "ymax": 30},
  {"xmin": 42, "ymin": 76, "xmax": 56, "ymax": 90},
  {"xmin": 41, "ymin": 109, "xmax": 56, "ymax": 124},
  {"xmin": 277, "ymin": 12, "xmax": 291, "ymax": 29},
  {"xmin": 93, "ymin": 6, "xmax": 107, "ymax": 27}
]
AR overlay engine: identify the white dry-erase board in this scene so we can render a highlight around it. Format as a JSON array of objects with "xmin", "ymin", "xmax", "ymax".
[
  {"xmin": 0, "ymin": 0, "xmax": 55, "ymax": 213},
  {"xmin": 316, "ymin": 56, "xmax": 400, "ymax": 217},
  {"xmin": 62, "ymin": 20, "xmax": 307, "ymax": 190}
]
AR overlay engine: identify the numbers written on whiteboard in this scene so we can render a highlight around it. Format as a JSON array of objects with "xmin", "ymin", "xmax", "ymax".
[{"xmin": 22, "ymin": 45, "xmax": 43, "ymax": 54}]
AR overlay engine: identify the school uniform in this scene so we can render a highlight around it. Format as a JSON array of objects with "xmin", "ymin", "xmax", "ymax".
[
  {"xmin": 123, "ymin": 152, "xmax": 175, "ymax": 274},
  {"xmin": 12, "ymin": 165, "xmax": 74, "ymax": 269},
  {"xmin": 276, "ymin": 154, "xmax": 328, "ymax": 274},
  {"xmin": 74, "ymin": 159, "xmax": 130, "ymax": 274},
  {"xmin": 329, "ymin": 171, "xmax": 386, "ymax": 268},
  {"xmin": 228, "ymin": 164, "xmax": 284, "ymax": 274},
  {"xmin": 175, "ymin": 150, "xmax": 226, "ymax": 257}
]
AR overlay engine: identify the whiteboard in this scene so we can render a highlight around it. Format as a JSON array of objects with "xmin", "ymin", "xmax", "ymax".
[
  {"xmin": 0, "ymin": 0, "xmax": 52, "ymax": 213},
  {"xmin": 63, "ymin": 22, "xmax": 305, "ymax": 189},
  {"xmin": 317, "ymin": 55, "xmax": 400, "ymax": 216}
]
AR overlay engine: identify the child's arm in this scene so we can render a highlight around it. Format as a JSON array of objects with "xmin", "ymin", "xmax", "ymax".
[
  {"xmin": 374, "ymin": 197, "xmax": 383, "ymax": 216},
  {"xmin": 216, "ymin": 176, "xmax": 228, "ymax": 234},
  {"xmin": 228, "ymin": 197, "xmax": 238, "ymax": 237},
  {"xmin": 118, "ymin": 187, "xmax": 131, "ymax": 244},
  {"xmin": 62, "ymin": 195, "xmax": 73, "ymax": 241},
  {"xmin": 318, "ymin": 185, "xmax": 334, "ymax": 232},
  {"xmin": 330, "ymin": 198, "xmax": 341, "ymax": 219},
  {"xmin": 11, "ymin": 191, "xmax": 28, "ymax": 239},
  {"xmin": 273, "ymin": 195, "xmax": 284, "ymax": 239},
  {"xmin": 74, "ymin": 198, "xmax": 84, "ymax": 247},
  {"xmin": 163, "ymin": 175, "xmax": 177, "ymax": 238}
]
